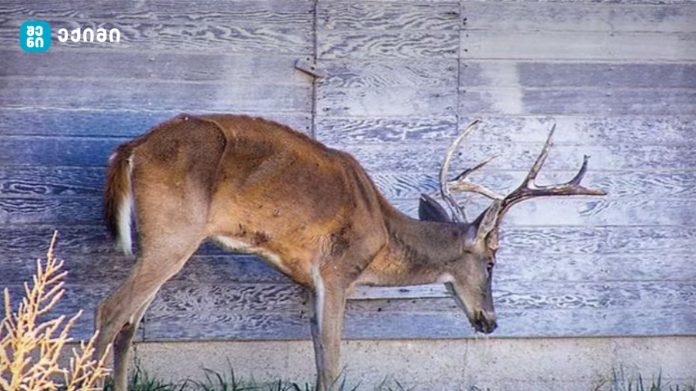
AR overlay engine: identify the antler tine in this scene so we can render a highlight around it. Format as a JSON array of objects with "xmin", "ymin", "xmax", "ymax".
[
  {"xmin": 499, "ymin": 124, "xmax": 607, "ymax": 216},
  {"xmin": 449, "ymin": 155, "xmax": 504, "ymax": 201},
  {"xmin": 439, "ymin": 120, "xmax": 481, "ymax": 222},
  {"xmin": 523, "ymin": 123, "xmax": 555, "ymax": 187}
]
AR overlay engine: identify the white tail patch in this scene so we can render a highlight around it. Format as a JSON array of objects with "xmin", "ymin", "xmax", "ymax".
[{"xmin": 116, "ymin": 155, "xmax": 134, "ymax": 257}]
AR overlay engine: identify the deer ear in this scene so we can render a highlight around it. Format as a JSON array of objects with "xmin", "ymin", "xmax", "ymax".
[
  {"xmin": 418, "ymin": 194, "xmax": 451, "ymax": 223},
  {"xmin": 474, "ymin": 200, "xmax": 502, "ymax": 243}
]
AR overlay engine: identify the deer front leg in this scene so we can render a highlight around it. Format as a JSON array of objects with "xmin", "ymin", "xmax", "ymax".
[{"xmin": 309, "ymin": 268, "xmax": 347, "ymax": 391}]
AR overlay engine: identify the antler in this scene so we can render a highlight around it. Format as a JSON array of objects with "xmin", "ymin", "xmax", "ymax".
[
  {"xmin": 439, "ymin": 121, "xmax": 606, "ymax": 229},
  {"xmin": 439, "ymin": 120, "xmax": 503, "ymax": 222},
  {"xmin": 497, "ymin": 124, "xmax": 607, "ymax": 217}
]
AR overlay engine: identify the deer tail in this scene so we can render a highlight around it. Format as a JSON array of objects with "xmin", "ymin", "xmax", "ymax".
[{"xmin": 104, "ymin": 143, "xmax": 135, "ymax": 257}]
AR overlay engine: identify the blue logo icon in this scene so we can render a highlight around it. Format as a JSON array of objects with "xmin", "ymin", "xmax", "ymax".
[{"xmin": 20, "ymin": 20, "xmax": 51, "ymax": 52}]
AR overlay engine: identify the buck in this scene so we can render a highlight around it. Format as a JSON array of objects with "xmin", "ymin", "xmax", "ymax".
[{"xmin": 96, "ymin": 114, "xmax": 605, "ymax": 390}]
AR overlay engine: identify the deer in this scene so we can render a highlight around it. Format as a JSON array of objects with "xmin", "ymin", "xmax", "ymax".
[{"xmin": 95, "ymin": 114, "xmax": 605, "ymax": 391}]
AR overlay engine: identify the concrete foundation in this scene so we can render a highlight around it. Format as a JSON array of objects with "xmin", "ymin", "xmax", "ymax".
[{"xmin": 125, "ymin": 336, "xmax": 696, "ymax": 390}]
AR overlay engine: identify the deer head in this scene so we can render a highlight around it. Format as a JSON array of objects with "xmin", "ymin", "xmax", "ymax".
[{"xmin": 418, "ymin": 120, "xmax": 606, "ymax": 333}]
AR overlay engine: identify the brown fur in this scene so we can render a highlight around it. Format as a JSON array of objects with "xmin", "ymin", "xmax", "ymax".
[{"xmin": 97, "ymin": 114, "xmax": 503, "ymax": 391}]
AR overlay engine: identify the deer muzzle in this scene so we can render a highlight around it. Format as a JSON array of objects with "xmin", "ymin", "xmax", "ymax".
[{"xmin": 472, "ymin": 309, "xmax": 497, "ymax": 334}]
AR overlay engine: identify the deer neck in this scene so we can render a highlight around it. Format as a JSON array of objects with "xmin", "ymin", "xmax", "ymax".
[
  {"xmin": 360, "ymin": 206, "xmax": 466, "ymax": 286},
  {"xmin": 387, "ymin": 212, "xmax": 464, "ymax": 265}
]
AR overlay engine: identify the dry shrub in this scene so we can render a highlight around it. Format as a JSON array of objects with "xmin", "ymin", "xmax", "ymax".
[{"xmin": 0, "ymin": 232, "xmax": 110, "ymax": 391}]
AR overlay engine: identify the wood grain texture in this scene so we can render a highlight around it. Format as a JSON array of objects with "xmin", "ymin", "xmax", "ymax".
[
  {"xmin": 317, "ymin": 88, "xmax": 457, "ymax": 116},
  {"xmin": 369, "ymin": 171, "xmax": 696, "ymax": 200},
  {"xmin": 0, "ymin": 79, "xmax": 311, "ymax": 113},
  {"xmin": 4, "ymin": 225, "xmax": 695, "ymax": 284},
  {"xmin": 2, "ymin": 284, "xmax": 126, "ymax": 341},
  {"xmin": 0, "ymin": 49, "xmax": 308, "ymax": 86},
  {"xmin": 2, "ymin": 0, "xmax": 312, "ymax": 26},
  {"xmin": 462, "ymin": 2, "xmax": 696, "ymax": 33},
  {"xmin": 390, "ymin": 197, "xmax": 696, "ymax": 226},
  {"xmin": 0, "ymin": 18, "xmax": 311, "ymax": 54},
  {"xmin": 460, "ymin": 62, "xmax": 696, "ymax": 89},
  {"xmin": 462, "ymin": 31, "xmax": 696, "ymax": 61},
  {"xmin": 145, "ymin": 282, "xmax": 696, "ymax": 340},
  {"xmin": 330, "ymin": 143, "xmax": 696, "ymax": 172},
  {"xmin": 0, "ymin": 166, "xmax": 104, "ymax": 197},
  {"xmin": 2, "ymin": 194, "xmax": 693, "ymax": 227},
  {"xmin": 318, "ymin": 2, "xmax": 460, "ymax": 31},
  {"xmin": 316, "ymin": 115, "xmax": 695, "ymax": 145},
  {"xmin": 319, "ymin": 59, "xmax": 458, "ymax": 89},
  {"xmin": 460, "ymin": 87, "xmax": 696, "ymax": 115},
  {"xmin": 144, "ymin": 280, "xmax": 696, "ymax": 317},
  {"xmin": 319, "ymin": 31, "xmax": 459, "ymax": 59},
  {"xmin": 6, "ymin": 165, "xmax": 693, "ymax": 201},
  {"xmin": 0, "ymin": 137, "xmax": 123, "ymax": 167},
  {"xmin": 0, "ymin": 109, "xmax": 312, "ymax": 137},
  {"xmin": 7, "ymin": 246, "xmax": 695, "ymax": 288},
  {"xmin": 144, "ymin": 307, "xmax": 696, "ymax": 340}
]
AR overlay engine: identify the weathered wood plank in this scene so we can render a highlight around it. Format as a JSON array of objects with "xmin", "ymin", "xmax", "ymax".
[
  {"xmin": 463, "ymin": 2, "xmax": 696, "ymax": 33},
  {"xmin": 6, "ymin": 279, "xmax": 696, "ymax": 340},
  {"xmin": 5, "ymin": 166, "xmax": 695, "ymax": 203},
  {"xmin": 1, "ymin": 0, "xmax": 312, "ymax": 26},
  {"xmin": 1, "ymin": 194, "xmax": 693, "ymax": 226},
  {"xmin": 318, "ymin": 2, "xmax": 460, "ymax": 31},
  {"xmin": 0, "ymin": 49, "xmax": 308, "ymax": 86},
  {"xmin": 0, "ymin": 137, "xmax": 122, "ymax": 167},
  {"xmin": 370, "ymin": 171, "xmax": 696, "ymax": 200},
  {"xmin": 5, "ymin": 223, "xmax": 696, "ymax": 258},
  {"xmin": 317, "ymin": 88, "xmax": 456, "ymax": 116},
  {"xmin": 462, "ymin": 31, "xmax": 696, "ymax": 61},
  {"xmin": 0, "ymin": 109, "xmax": 312, "ymax": 137},
  {"xmin": 4, "ymin": 225, "xmax": 695, "ymax": 285},
  {"xmin": 460, "ymin": 62, "xmax": 696, "ymax": 89},
  {"xmin": 143, "ymin": 280, "xmax": 696, "ymax": 317},
  {"xmin": 2, "ymin": 284, "xmax": 125, "ymax": 341},
  {"xmin": 460, "ymin": 87, "xmax": 696, "ymax": 115},
  {"xmin": 0, "ymin": 79, "xmax": 311, "ymax": 113},
  {"xmin": 316, "ymin": 115, "xmax": 695, "ymax": 145},
  {"xmin": 319, "ymin": 59, "xmax": 458, "ymax": 89},
  {"xmin": 390, "ymin": 197, "xmax": 696, "ymax": 226},
  {"xmin": 145, "ymin": 297, "xmax": 696, "ymax": 340},
  {"xmin": 144, "ymin": 308, "xmax": 696, "ymax": 340},
  {"xmin": 333, "ymin": 143, "xmax": 696, "ymax": 172},
  {"xmin": 0, "ymin": 167, "xmax": 104, "ymax": 197},
  {"xmin": 0, "ymin": 19, "xmax": 311, "ymax": 54},
  {"xmin": 319, "ymin": 31, "xmax": 459, "ymax": 59},
  {"xmin": 0, "ymin": 197, "xmax": 102, "ymax": 224},
  {"xmin": 7, "ymin": 248, "xmax": 696, "ymax": 287}
]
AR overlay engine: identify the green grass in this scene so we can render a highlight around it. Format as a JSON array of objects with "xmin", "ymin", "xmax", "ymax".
[
  {"xmin": 595, "ymin": 368, "xmax": 696, "ymax": 391},
  {"xmin": 104, "ymin": 366, "xmax": 695, "ymax": 391}
]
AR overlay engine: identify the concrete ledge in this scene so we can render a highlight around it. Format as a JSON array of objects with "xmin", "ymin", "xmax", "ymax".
[{"xmin": 129, "ymin": 337, "xmax": 695, "ymax": 390}]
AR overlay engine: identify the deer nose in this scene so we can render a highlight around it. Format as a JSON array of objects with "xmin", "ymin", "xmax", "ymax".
[{"xmin": 473, "ymin": 310, "xmax": 497, "ymax": 334}]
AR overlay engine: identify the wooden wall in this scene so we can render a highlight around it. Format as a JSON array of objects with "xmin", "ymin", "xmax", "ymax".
[{"xmin": 1, "ymin": 0, "xmax": 694, "ymax": 342}]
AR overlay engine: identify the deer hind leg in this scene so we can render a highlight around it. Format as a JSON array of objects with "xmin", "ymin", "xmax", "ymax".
[
  {"xmin": 309, "ymin": 265, "xmax": 349, "ymax": 391},
  {"xmin": 95, "ymin": 237, "xmax": 200, "ymax": 391},
  {"xmin": 96, "ymin": 194, "xmax": 208, "ymax": 389},
  {"xmin": 109, "ymin": 295, "xmax": 154, "ymax": 390}
]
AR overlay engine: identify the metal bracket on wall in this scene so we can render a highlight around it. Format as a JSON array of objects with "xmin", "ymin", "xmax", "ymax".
[{"xmin": 295, "ymin": 57, "xmax": 326, "ymax": 79}]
